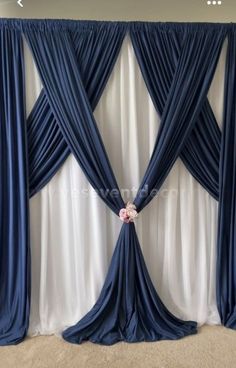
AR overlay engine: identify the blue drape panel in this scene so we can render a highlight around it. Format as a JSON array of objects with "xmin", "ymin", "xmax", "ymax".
[
  {"xmin": 64, "ymin": 223, "xmax": 196, "ymax": 344},
  {"xmin": 63, "ymin": 28, "xmax": 224, "ymax": 345},
  {"xmin": 0, "ymin": 27, "xmax": 29, "ymax": 345},
  {"xmin": 130, "ymin": 26, "xmax": 221, "ymax": 200},
  {"xmin": 133, "ymin": 28, "xmax": 225, "ymax": 211},
  {"xmin": 28, "ymin": 25, "xmax": 126, "ymax": 197},
  {"xmin": 217, "ymin": 31, "xmax": 236, "ymax": 328},
  {"xmin": 23, "ymin": 24, "xmax": 210, "ymax": 345},
  {"xmin": 28, "ymin": 91, "xmax": 70, "ymax": 197},
  {"xmin": 24, "ymin": 26, "xmax": 125, "ymax": 214}
]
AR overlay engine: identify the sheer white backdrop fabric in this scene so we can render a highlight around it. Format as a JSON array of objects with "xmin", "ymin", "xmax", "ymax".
[{"xmin": 25, "ymin": 36, "xmax": 226, "ymax": 336}]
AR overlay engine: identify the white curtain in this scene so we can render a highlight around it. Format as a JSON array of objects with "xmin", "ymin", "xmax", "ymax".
[{"xmin": 25, "ymin": 36, "xmax": 227, "ymax": 336}]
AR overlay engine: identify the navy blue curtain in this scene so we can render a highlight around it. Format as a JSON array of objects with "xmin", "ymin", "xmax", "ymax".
[
  {"xmin": 28, "ymin": 25, "xmax": 126, "ymax": 197},
  {"xmin": 1, "ymin": 19, "xmax": 236, "ymax": 346},
  {"xmin": 23, "ymin": 21, "xmax": 227, "ymax": 344},
  {"xmin": 26, "ymin": 23, "xmax": 226, "ymax": 345},
  {"xmin": 132, "ymin": 26, "xmax": 225, "ymax": 211},
  {"xmin": 217, "ymin": 31, "xmax": 236, "ymax": 328},
  {"xmin": 24, "ymin": 25, "xmax": 125, "ymax": 214},
  {"xmin": 62, "ymin": 26, "xmax": 225, "ymax": 344},
  {"xmin": 0, "ymin": 26, "xmax": 29, "ymax": 345},
  {"xmin": 130, "ymin": 25, "xmax": 221, "ymax": 200}
]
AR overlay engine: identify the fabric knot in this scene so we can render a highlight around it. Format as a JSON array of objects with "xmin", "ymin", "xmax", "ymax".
[{"xmin": 119, "ymin": 202, "xmax": 138, "ymax": 223}]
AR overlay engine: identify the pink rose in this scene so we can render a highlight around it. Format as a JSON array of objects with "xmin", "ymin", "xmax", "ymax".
[
  {"xmin": 119, "ymin": 208, "xmax": 130, "ymax": 223},
  {"xmin": 119, "ymin": 202, "xmax": 138, "ymax": 223}
]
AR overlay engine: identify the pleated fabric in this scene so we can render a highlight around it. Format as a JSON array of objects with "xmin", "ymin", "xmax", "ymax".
[
  {"xmin": 217, "ymin": 31, "xmax": 236, "ymax": 328},
  {"xmin": 24, "ymin": 26, "xmax": 125, "ymax": 214},
  {"xmin": 63, "ymin": 223, "xmax": 196, "ymax": 344},
  {"xmin": 133, "ymin": 27, "xmax": 225, "ymax": 211},
  {"xmin": 131, "ymin": 27, "xmax": 221, "ymax": 199},
  {"xmin": 28, "ymin": 25, "xmax": 126, "ymax": 197},
  {"xmin": 0, "ymin": 26, "xmax": 30, "ymax": 345}
]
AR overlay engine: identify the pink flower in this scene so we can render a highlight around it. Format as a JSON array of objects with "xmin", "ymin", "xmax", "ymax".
[
  {"xmin": 119, "ymin": 208, "xmax": 130, "ymax": 223},
  {"xmin": 119, "ymin": 202, "xmax": 138, "ymax": 223}
]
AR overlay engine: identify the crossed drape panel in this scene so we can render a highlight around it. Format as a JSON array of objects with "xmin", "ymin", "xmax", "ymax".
[
  {"xmin": 0, "ymin": 28, "xmax": 29, "ymax": 345},
  {"xmin": 23, "ymin": 23, "xmax": 224, "ymax": 344},
  {"xmin": 130, "ymin": 26, "xmax": 221, "ymax": 200},
  {"xmin": 64, "ymin": 27, "xmax": 225, "ymax": 343},
  {"xmin": 28, "ymin": 25, "xmax": 222, "ymax": 201},
  {"xmin": 28, "ymin": 25, "xmax": 126, "ymax": 197},
  {"xmin": 24, "ymin": 27, "xmax": 125, "ymax": 214},
  {"xmin": 27, "ymin": 91, "xmax": 70, "ymax": 197},
  {"xmin": 132, "ymin": 27, "xmax": 225, "ymax": 211}
]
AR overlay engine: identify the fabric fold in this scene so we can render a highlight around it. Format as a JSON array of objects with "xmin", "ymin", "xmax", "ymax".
[
  {"xmin": 28, "ymin": 26, "xmax": 126, "ymax": 197},
  {"xmin": 0, "ymin": 27, "xmax": 29, "ymax": 345},
  {"xmin": 130, "ymin": 27, "xmax": 221, "ymax": 200},
  {"xmin": 133, "ymin": 29, "xmax": 225, "ymax": 211},
  {"xmin": 63, "ymin": 223, "xmax": 197, "ymax": 345},
  {"xmin": 217, "ymin": 31, "xmax": 236, "ymax": 328},
  {"xmin": 24, "ymin": 29, "xmax": 125, "ymax": 214}
]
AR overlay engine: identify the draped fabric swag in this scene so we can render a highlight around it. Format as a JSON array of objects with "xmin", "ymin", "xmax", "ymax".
[
  {"xmin": 131, "ymin": 29, "xmax": 221, "ymax": 199},
  {"xmin": 0, "ymin": 19, "xmax": 236, "ymax": 346},
  {"xmin": 28, "ymin": 26, "xmax": 126, "ymax": 197}
]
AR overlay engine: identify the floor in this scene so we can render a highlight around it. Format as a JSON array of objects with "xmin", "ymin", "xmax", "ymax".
[{"xmin": 0, "ymin": 326, "xmax": 235, "ymax": 368}]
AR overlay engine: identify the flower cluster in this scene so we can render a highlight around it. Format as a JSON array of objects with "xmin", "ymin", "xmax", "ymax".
[{"xmin": 119, "ymin": 202, "xmax": 138, "ymax": 223}]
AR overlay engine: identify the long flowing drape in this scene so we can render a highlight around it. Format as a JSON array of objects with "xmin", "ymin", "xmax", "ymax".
[
  {"xmin": 217, "ymin": 30, "xmax": 236, "ymax": 328},
  {"xmin": 0, "ymin": 27, "xmax": 29, "ymax": 345},
  {"xmin": 62, "ymin": 27, "xmax": 224, "ymax": 344},
  {"xmin": 0, "ymin": 19, "xmax": 236, "ymax": 345}
]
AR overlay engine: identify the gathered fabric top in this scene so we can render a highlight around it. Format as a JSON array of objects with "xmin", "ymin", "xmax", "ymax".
[{"xmin": 0, "ymin": 18, "xmax": 235, "ymax": 34}]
